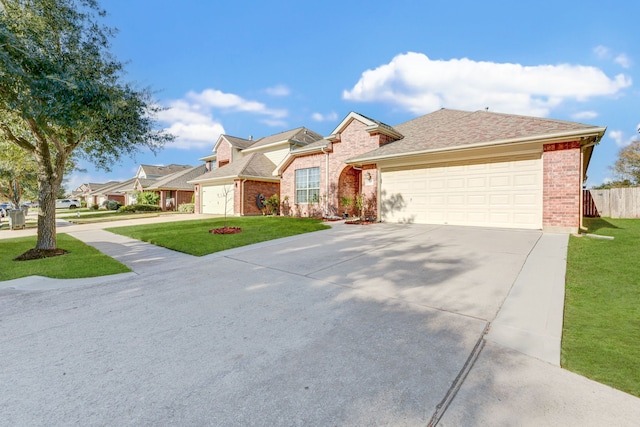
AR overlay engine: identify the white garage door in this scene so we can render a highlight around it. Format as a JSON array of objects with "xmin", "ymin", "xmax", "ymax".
[
  {"xmin": 201, "ymin": 184, "xmax": 235, "ymax": 215},
  {"xmin": 380, "ymin": 156, "xmax": 542, "ymax": 229}
]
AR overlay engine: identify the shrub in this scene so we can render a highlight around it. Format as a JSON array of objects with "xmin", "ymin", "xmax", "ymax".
[
  {"xmin": 178, "ymin": 203, "xmax": 194, "ymax": 213},
  {"xmin": 102, "ymin": 200, "xmax": 122, "ymax": 210},
  {"xmin": 119, "ymin": 204, "xmax": 162, "ymax": 213},
  {"xmin": 134, "ymin": 191, "xmax": 160, "ymax": 205},
  {"xmin": 265, "ymin": 194, "xmax": 279, "ymax": 215},
  {"xmin": 90, "ymin": 204, "xmax": 99, "ymax": 210}
]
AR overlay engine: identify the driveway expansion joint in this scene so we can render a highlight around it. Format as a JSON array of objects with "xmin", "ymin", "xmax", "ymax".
[{"xmin": 428, "ymin": 322, "xmax": 490, "ymax": 426}]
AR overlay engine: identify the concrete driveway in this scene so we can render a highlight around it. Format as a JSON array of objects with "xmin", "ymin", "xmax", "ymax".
[{"xmin": 1, "ymin": 222, "xmax": 639, "ymax": 425}]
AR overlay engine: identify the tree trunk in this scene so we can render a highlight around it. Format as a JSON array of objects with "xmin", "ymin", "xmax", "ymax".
[{"xmin": 35, "ymin": 176, "xmax": 59, "ymax": 250}]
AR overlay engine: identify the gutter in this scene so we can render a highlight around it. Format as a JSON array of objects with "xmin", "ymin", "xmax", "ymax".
[
  {"xmin": 346, "ymin": 127, "xmax": 607, "ymax": 165},
  {"xmin": 321, "ymin": 146, "xmax": 329, "ymax": 215},
  {"xmin": 240, "ymin": 179, "xmax": 247, "ymax": 215}
]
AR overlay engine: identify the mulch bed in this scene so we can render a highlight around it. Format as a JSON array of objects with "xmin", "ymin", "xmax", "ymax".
[
  {"xmin": 14, "ymin": 248, "xmax": 69, "ymax": 261},
  {"xmin": 344, "ymin": 220, "xmax": 376, "ymax": 225},
  {"xmin": 209, "ymin": 227, "xmax": 243, "ymax": 235}
]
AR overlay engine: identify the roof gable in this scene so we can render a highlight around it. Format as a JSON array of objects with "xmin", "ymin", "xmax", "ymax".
[
  {"xmin": 328, "ymin": 112, "xmax": 402, "ymax": 141},
  {"xmin": 146, "ymin": 165, "xmax": 205, "ymax": 190},
  {"xmin": 190, "ymin": 153, "xmax": 277, "ymax": 183}
]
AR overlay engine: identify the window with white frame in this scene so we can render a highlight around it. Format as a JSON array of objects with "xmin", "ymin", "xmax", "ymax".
[{"xmin": 295, "ymin": 167, "xmax": 320, "ymax": 203}]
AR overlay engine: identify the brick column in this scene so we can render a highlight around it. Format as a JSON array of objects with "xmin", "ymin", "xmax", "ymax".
[
  {"xmin": 194, "ymin": 184, "xmax": 201, "ymax": 214},
  {"xmin": 543, "ymin": 141, "xmax": 581, "ymax": 233}
]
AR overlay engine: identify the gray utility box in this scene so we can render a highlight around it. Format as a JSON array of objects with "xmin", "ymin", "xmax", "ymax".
[{"xmin": 8, "ymin": 209, "xmax": 26, "ymax": 230}]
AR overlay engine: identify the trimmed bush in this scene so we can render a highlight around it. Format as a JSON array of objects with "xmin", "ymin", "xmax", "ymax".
[
  {"xmin": 119, "ymin": 204, "xmax": 162, "ymax": 213},
  {"xmin": 102, "ymin": 200, "xmax": 122, "ymax": 210},
  {"xmin": 90, "ymin": 204, "xmax": 99, "ymax": 210},
  {"xmin": 178, "ymin": 203, "xmax": 194, "ymax": 213}
]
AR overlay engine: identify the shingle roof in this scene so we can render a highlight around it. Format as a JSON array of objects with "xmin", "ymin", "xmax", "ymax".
[
  {"xmin": 190, "ymin": 153, "xmax": 277, "ymax": 183},
  {"xmin": 91, "ymin": 178, "xmax": 136, "ymax": 195},
  {"xmin": 290, "ymin": 138, "xmax": 331, "ymax": 153},
  {"xmin": 221, "ymin": 135, "xmax": 254, "ymax": 149},
  {"xmin": 136, "ymin": 178, "xmax": 157, "ymax": 189},
  {"xmin": 146, "ymin": 165, "xmax": 205, "ymax": 190},
  {"xmin": 246, "ymin": 127, "xmax": 323, "ymax": 150},
  {"xmin": 348, "ymin": 109, "xmax": 602, "ymax": 162},
  {"xmin": 353, "ymin": 112, "xmax": 401, "ymax": 136},
  {"xmin": 139, "ymin": 164, "xmax": 193, "ymax": 178}
]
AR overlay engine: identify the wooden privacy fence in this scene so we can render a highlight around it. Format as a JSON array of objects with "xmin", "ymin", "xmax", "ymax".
[{"xmin": 586, "ymin": 187, "xmax": 640, "ymax": 218}]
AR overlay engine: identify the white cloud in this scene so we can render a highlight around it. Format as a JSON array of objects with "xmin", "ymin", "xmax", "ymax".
[
  {"xmin": 260, "ymin": 119, "xmax": 288, "ymax": 127},
  {"xmin": 157, "ymin": 100, "xmax": 225, "ymax": 150},
  {"xmin": 594, "ymin": 45, "xmax": 631, "ymax": 68},
  {"xmin": 187, "ymin": 89, "xmax": 287, "ymax": 118},
  {"xmin": 343, "ymin": 52, "xmax": 632, "ymax": 117},
  {"xmin": 615, "ymin": 54, "xmax": 631, "ymax": 68},
  {"xmin": 311, "ymin": 111, "xmax": 339, "ymax": 122},
  {"xmin": 571, "ymin": 111, "xmax": 598, "ymax": 120},
  {"xmin": 265, "ymin": 84, "xmax": 291, "ymax": 97},
  {"xmin": 157, "ymin": 88, "xmax": 290, "ymax": 149},
  {"xmin": 609, "ymin": 130, "xmax": 634, "ymax": 147},
  {"xmin": 594, "ymin": 45, "xmax": 610, "ymax": 59}
]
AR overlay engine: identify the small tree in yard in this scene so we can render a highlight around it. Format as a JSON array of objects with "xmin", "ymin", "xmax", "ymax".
[{"xmin": 0, "ymin": 0, "xmax": 173, "ymax": 258}]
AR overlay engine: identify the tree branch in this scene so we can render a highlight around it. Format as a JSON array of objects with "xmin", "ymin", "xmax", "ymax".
[{"xmin": 0, "ymin": 123, "xmax": 35, "ymax": 152}]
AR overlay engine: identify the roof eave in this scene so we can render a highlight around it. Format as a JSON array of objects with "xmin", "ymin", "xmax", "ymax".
[
  {"xmin": 238, "ymin": 175, "xmax": 280, "ymax": 182},
  {"xmin": 346, "ymin": 127, "xmax": 607, "ymax": 165},
  {"xmin": 241, "ymin": 139, "xmax": 291, "ymax": 154},
  {"xmin": 364, "ymin": 124, "xmax": 403, "ymax": 140}
]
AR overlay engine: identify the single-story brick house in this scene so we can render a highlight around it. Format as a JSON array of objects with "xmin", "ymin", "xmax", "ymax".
[{"xmin": 194, "ymin": 109, "xmax": 606, "ymax": 233}]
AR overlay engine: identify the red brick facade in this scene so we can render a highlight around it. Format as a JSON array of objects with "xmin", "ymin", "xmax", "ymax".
[
  {"xmin": 236, "ymin": 180, "xmax": 279, "ymax": 215},
  {"xmin": 216, "ymin": 141, "xmax": 232, "ymax": 168},
  {"xmin": 194, "ymin": 184, "xmax": 201, "ymax": 213},
  {"xmin": 280, "ymin": 119, "xmax": 382, "ymax": 217},
  {"xmin": 543, "ymin": 141, "xmax": 582, "ymax": 232}
]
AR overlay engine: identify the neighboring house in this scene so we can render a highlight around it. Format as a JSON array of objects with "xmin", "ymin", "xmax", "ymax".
[
  {"xmin": 72, "ymin": 182, "xmax": 119, "ymax": 206},
  {"xmin": 277, "ymin": 109, "xmax": 605, "ymax": 233},
  {"xmin": 143, "ymin": 164, "xmax": 205, "ymax": 210},
  {"xmin": 78, "ymin": 164, "xmax": 199, "ymax": 210},
  {"xmin": 89, "ymin": 178, "xmax": 134, "ymax": 206},
  {"xmin": 190, "ymin": 127, "xmax": 323, "ymax": 215}
]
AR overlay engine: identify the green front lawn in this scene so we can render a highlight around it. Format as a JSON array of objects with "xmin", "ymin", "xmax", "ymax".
[
  {"xmin": 0, "ymin": 234, "xmax": 131, "ymax": 281},
  {"xmin": 107, "ymin": 216, "xmax": 331, "ymax": 256},
  {"xmin": 562, "ymin": 217, "xmax": 640, "ymax": 397}
]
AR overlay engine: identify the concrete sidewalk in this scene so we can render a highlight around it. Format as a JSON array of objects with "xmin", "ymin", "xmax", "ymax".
[{"xmin": 487, "ymin": 233, "xmax": 568, "ymax": 365}]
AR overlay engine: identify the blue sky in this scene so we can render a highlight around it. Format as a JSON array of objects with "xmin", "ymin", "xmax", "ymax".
[{"xmin": 68, "ymin": 0, "xmax": 640, "ymax": 191}]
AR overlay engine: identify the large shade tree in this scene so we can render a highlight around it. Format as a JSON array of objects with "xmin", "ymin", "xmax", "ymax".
[
  {"xmin": 0, "ymin": 0, "xmax": 173, "ymax": 254},
  {"xmin": 612, "ymin": 141, "xmax": 640, "ymax": 185}
]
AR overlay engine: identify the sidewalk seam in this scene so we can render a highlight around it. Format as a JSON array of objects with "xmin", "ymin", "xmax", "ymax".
[{"xmin": 427, "ymin": 322, "xmax": 489, "ymax": 426}]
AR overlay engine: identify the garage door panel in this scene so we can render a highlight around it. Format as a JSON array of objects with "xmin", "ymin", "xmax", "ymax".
[
  {"xmin": 381, "ymin": 157, "xmax": 542, "ymax": 229},
  {"xmin": 201, "ymin": 184, "xmax": 234, "ymax": 215},
  {"xmin": 489, "ymin": 175, "xmax": 511, "ymax": 187},
  {"xmin": 467, "ymin": 195, "xmax": 486, "ymax": 205},
  {"xmin": 468, "ymin": 177, "xmax": 486, "ymax": 188}
]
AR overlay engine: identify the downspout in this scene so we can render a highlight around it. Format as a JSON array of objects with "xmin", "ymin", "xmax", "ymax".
[
  {"xmin": 377, "ymin": 167, "xmax": 381, "ymax": 223},
  {"xmin": 321, "ymin": 147, "xmax": 329, "ymax": 216},
  {"xmin": 580, "ymin": 139, "xmax": 599, "ymax": 231},
  {"xmin": 240, "ymin": 179, "xmax": 247, "ymax": 216},
  {"xmin": 580, "ymin": 149, "xmax": 585, "ymax": 230}
]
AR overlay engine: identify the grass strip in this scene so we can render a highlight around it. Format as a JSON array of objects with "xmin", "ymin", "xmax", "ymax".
[
  {"xmin": 562, "ymin": 217, "xmax": 640, "ymax": 397},
  {"xmin": 107, "ymin": 216, "xmax": 331, "ymax": 256},
  {"xmin": 0, "ymin": 234, "xmax": 130, "ymax": 281}
]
